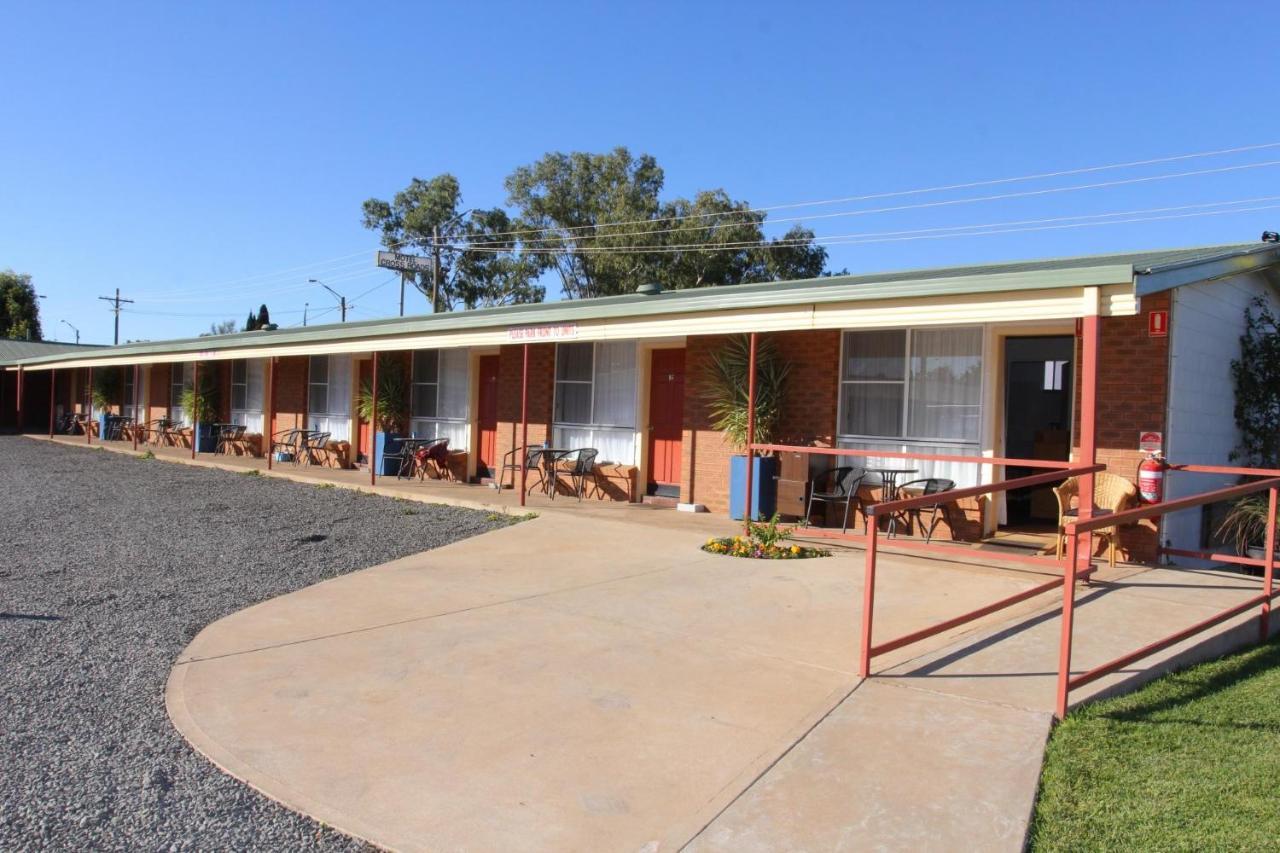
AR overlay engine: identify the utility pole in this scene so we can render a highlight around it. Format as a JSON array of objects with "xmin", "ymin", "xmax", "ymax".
[
  {"xmin": 431, "ymin": 224, "xmax": 441, "ymax": 314},
  {"xmin": 97, "ymin": 288, "xmax": 133, "ymax": 344},
  {"xmin": 303, "ymin": 303, "xmax": 309, "ymax": 327},
  {"xmin": 399, "ymin": 272, "xmax": 407, "ymax": 317}
]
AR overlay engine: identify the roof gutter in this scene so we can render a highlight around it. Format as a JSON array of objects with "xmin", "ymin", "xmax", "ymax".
[{"xmin": 1135, "ymin": 246, "xmax": 1280, "ymax": 296}]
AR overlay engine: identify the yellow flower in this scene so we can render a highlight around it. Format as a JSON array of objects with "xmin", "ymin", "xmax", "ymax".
[{"xmin": 790, "ymin": 545, "xmax": 801, "ymax": 554}]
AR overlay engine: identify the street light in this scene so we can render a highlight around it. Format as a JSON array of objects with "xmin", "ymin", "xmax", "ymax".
[
  {"xmin": 309, "ymin": 279, "xmax": 350, "ymax": 323},
  {"xmin": 60, "ymin": 320, "xmax": 80, "ymax": 345}
]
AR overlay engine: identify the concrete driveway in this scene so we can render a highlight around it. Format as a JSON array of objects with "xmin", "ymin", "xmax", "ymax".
[{"xmin": 167, "ymin": 505, "xmax": 1273, "ymax": 851}]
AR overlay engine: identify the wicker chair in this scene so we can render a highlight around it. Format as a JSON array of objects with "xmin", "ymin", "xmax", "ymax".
[{"xmin": 1053, "ymin": 472, "xmax": 1138, "ymax": 567}]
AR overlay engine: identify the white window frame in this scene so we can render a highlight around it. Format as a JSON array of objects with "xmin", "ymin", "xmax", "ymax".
[
  {"xmin": 169, "ymin": 363, "xmax": 193, "ymax": 425},
  {"xmin": 552, "ymin": 341, "xmax": 640, "ymax": 465},
  {"xmin": 122, "ymin": 368, "xmax": 136, "ymax": 420},
  {"xmin": 229, "ymin": 359, "xmax": 265, "ymax": 433},
  {"xmin": 409, "ymin": 349, "xmax": 470, "ymax": 441},
  {"xmin": 836, "ymin": 325, "xmax": 987, "ymax": 449}
]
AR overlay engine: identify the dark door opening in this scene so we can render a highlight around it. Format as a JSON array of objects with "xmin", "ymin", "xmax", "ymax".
[{"xmin": 1004, "ymin": 336, "xmax": 1073, "ymax": 528}]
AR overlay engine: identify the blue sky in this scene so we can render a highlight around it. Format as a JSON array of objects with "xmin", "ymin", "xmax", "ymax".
[{"xmin": 2, "ymin": 2, "xmax": 1277, "ymax": 344}]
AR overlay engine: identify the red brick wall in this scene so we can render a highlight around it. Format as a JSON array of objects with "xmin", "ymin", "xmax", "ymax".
[
  {"xmin": 493, "ymin": 343, "xmax": 555, "ymax": 484},
  {"xmin": 146, "ymin": 364, "xmax": 170, "ymax": 424},
  {"xmin": 1072, "ymin": 293, "xmax": 1172, "ymax": 562},
  {"xmin": 682, "ymin": 331, "xmax": 841, "ymax": 513},
  {"xmin": 271, "ymin": 356, "xmax": 308, "ymax": 433}
]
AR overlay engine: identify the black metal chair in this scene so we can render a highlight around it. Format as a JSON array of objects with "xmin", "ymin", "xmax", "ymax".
[
  {"xmin": 554, "ymin": 448, "xmax": 599, "ymax": 501},
  {"xmin": 887, "ymin": 478, "xmax": 958, "ymax": 542},
  {"xmin": 270, "ymin": 428, "xmax": 304, "ymax": 464},
  {"xmin": 299, "ymin": 431, "xmax": 332, "ymax": 466},
  {"xmin": 805, "ymin": 466, "xmax": 867, "ymax": 534},
  {"xmin": 215, "ymin": 423, "xmax": 247, "ymax": 455},
  {"xmin": 498, "ymin": 444, "xmax": 545, "ymax": 494}
]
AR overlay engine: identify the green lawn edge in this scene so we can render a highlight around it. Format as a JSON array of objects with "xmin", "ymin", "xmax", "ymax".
[{"xmin": 1028, "ymin": 636, "xmax": 1280, "ymax": 852}]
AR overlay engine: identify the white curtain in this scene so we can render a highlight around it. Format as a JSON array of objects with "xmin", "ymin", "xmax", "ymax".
[
  {"xmin": 907, "ymin": 328, "xmax": 983, "ymax": 442},
  {"xmin": 837, "ymin": 438, "xmax": 981, "ymax": 489},
  {"xmin": 309, "ymin": 355, "xmax": 351, "ymax": 442},
  {"xmin": 409, "ymin": 348, "xmax": 470, "ymax": 451},
  {"xmin": 410, "ymin": 419, "xmax": 469, "ymax": 450},
  {"xmin": 592, "ymin": 342, "xmax": 637, "ymax": 427},
  {"xmin": 554, "ymin": 426, "xmax": 637, "ymax": 466},
  {"xmin": 231, "ymin": 359, "xmax": 266, "ymax": 434},
  {"xmin": 169, "ymin": 363, "xmax": 192, "ymax": 425}
]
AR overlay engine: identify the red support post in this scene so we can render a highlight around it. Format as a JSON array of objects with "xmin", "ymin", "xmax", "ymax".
[
  {"xmin": 48, "ymin": 368, "xmax": 56, "ymax": 437},
  {"xmin": 370, "ymin": 353, "xmax": 378, "ymax": 487},
  {"xmin": 1262, "ymin": 487, "xmax": 1277, "ymax": 642},
  {"xmin": 190, "ymin": 361, "xmax": 198, "ymax": 458},
  {"xmin": 86, "ymin": 367, "xmax": 93, "ymax": 444},
  {"xmin": 132, "ymin": 364, "xmax": 140, "ymax": 451},
  {"xmin": 1077, "ymin": 313, "xmax": 1100, "ymax": 573},
  {"xmin": 859, "ymin": 521, "xmax": 878, "ymax": 678},
  {"xmin": 266, "ymin": 357, "xmax": 277, "ymax": 471},
  {"xmin": 743, "ymin": 332, "xmax": 758, "ymax": 531},
  {"xmin": 519, "ymin": 343, "xmax": 529, "ymax": 507},
  {"xmin": 1055, "ymin": 528, "xmax": 1081, "ymax": 719}
]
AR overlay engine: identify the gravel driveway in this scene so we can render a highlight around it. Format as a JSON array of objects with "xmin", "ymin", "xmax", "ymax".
[{"xmin": 0, "ymin": 437, "xmax": 517, "ymax": 850}]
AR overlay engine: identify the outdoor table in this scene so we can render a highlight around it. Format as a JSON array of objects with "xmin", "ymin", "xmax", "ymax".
[
  {"xmin": 533, "ymin": 448, "xmax": 576, "ymax": 499},
  {"xmin": 865, "ymin": 466, "xmax": 919, "ymax": 500},
  {"xmin": 397, "ymin": 437, "xmax": 446, "ymax": 480}
]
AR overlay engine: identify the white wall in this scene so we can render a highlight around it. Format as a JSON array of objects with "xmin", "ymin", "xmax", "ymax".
[{"xmin": 1164, "ymin": 271, "xmax": 1278, "ymax": 557}]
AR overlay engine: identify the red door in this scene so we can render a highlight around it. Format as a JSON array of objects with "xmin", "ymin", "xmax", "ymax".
[
  {"xmin": 476, "ymin": 355, "xmax": 499, "ymax": 478},
  {"xmin": 357, "ymin": 359, "xmax": 373, "ymax": 465},
  {"xmin": 647, "ymin": 349, "xmax": 685, "ymax": 492}
]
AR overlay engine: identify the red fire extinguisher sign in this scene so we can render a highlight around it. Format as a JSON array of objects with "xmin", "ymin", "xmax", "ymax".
[{"xmin": 1148, "ymin": 310, "xmax": 1168, "ymax": 337}]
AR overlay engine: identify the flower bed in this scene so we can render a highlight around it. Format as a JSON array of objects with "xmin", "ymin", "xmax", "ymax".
[{"xmin": 702, "ymin": 515, "xmax": 830, "ymax": 560}]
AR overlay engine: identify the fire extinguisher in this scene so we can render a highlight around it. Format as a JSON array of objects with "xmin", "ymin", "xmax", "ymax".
[{"xmin": 1138, "ymin": 452, "xmax": 1167, "ymax": 504}]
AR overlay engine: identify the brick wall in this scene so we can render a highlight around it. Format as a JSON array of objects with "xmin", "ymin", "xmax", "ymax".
[
  {"xmin": 1072, "ymin": 293, "xmax": 1172, "ymax": 563},
  {"xmin": 146, "ymin": 363, "xmax": 170, "ymax": 423},
  {"xmin": 271, "ymin": 356, "xmax": 308, "ymax": 433},
  {"xmin": 682, "ymin": 331, "xmax": 841, "ymax": 513},
  {"xmin": 493, "ymin": 343, "xmax": 555, "ymax": 486}
]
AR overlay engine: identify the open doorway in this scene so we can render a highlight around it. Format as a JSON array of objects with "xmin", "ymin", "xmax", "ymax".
[{"xmin": 1003, "ymin": 336, "xmax": 1073, "ymax": 529}]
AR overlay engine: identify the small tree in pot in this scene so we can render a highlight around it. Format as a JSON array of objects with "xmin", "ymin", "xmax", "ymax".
[
  {"xmin": 700, "ymin": 334, "xmax": 791, "ymax": 519},
  {"xmin": 1221, "ymin": 296, "xmax": 1280, "ymax": 563},
  {"xmin": 356, "ymin": 354, "xmax": 410, "ymax": 474},
  {"xmin": 91, "ymin": 369, "xmax": 122, "ymax": 438},
  {"xmin": 178, "ymin": 366, "xmax": 220, "ymax": 452}
]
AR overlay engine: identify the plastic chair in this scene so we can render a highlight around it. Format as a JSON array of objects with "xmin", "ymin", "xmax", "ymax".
[{"xmin": 805, "ymin": 466, "xmax": 867, "ymax": 534}]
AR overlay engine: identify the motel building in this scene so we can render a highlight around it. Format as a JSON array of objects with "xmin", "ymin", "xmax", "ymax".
[{"xmin": 5, "ymin": 240, "xmax": 1280, "ymax": 567}]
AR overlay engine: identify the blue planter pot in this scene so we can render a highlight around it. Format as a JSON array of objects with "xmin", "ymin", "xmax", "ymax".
[
  {"xmin": 97, "ymin": 413, "xmax": 111, "ymax": 440},
  {"xmin": 729, "ymin": 455, "xmax": 779, "ymax": 521},
  {"xmin": 374, "ymin": 432, "xmax": 403, "ymax": 476},
  {"xmin": 194, "ymin": 423, "xmax": 218, "ymax": 453}
]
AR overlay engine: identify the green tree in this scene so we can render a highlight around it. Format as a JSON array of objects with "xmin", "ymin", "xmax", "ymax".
[
  {"xmin": 505, "ymin": 148, "xmax": 832, "ymax": 298},
  {"xmin": 1231, "ymin": 296, "xmax": 1280, "ymax": 468},
  {"xmin": 0, "ymin": 269, "xmax": 42, "ymax": 340},
  {"xmin": 505, "ymin": 147, "xmax": 666, "ymax": 299},
  {"xmin": 362, "ymin": 174, "xmax": 539, "ymax": 312}
]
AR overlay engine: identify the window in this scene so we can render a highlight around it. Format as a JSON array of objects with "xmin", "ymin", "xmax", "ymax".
[
  {"xmin": 838, "ymin": 327, "xmax": 984, "ymax": 487},
  {"xmin": 169, "ymin": 363, "xmax": 193, "ymax": 424},
  {"xmin": 122, "ymin": 368, "xmax": 136, "ymax": 420},
  {"xmin": 308, "ymin": 355, "xmax": 351, "ymax": 441},
  {"xmin": 308, "ymin": 356, "xmax": 329, "ymax": 415},
  {"xmin": 229, "ymin": 359, "xmax": 265, "ymax": 434},
  {"xmin": 410, "ymin": 348, "xmax": 469, "ymax": 449},
  {"xmin": 552, "ymin": 341, "xmax": 638, "ymax": 464}
]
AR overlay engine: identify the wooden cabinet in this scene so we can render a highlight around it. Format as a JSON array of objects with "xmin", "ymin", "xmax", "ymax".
[{"xmin": 774, "ymin": 449, "xmax": 831, "ymax": 522}]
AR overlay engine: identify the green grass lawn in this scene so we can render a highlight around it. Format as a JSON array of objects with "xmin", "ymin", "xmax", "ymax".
[{"xmin": 1030, "ymin": 637, "xmax": 1280, "ymax": 852}]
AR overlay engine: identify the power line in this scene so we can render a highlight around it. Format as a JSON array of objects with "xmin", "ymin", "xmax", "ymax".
[{"xmin": 122, "ymin": 139, "xmax": 1280, "ymax": 296}]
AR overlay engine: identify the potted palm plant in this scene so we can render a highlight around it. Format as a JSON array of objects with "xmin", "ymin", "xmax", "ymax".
[
  {"xmin": 90, "ymin": 369, "xmax": 121, "ymax": 439},
  {"xmin": 179, "ymin": 368, "xmax": 220, "ymax": 453},
  {"xmin": 1217, "ymin": 494, "xmax": 1278, "ymax": 567},
  {"xmin": 700, "ymin": 334, "xmax": 790, "ymax": 520},
  {"xmin": 356, "ymin": 354, "xmax": 410, "ymax": 475}
]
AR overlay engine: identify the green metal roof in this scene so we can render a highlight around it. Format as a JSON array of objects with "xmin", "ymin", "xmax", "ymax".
[
  {"xmin": 11, "ymin": 241, "xmax": 1279, "ymax": 368},
  {"xmin": 0, "ymin": 339, "xmax": 105, "ymax": 366}
]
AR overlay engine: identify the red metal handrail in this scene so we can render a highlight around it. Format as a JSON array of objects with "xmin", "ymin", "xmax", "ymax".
[
  {"xmin": 1056, "ymin": 478, "xmax": 1279, "ymax": 718},
  {"xmin": 858, "ymin": 463, "xmax": 1106, "ymax": 677}
]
